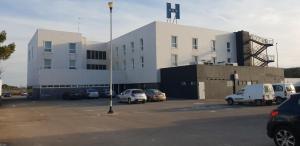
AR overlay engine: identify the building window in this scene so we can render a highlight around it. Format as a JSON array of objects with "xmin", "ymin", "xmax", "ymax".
[
  {"xmin": 131, "ymin": 42, "xmax": 134, "ymax": 49},
  {"xmin": 116, "ymin": 47, "xmax": 119, "ymax": 56},
  {"xmin": 227, "ymin": 58, "xmax": 231, "ymax": 63},
  {"xmin": 211, "ymin": 40, "xmax": 216, "ymax": 51},
  {"xmin": 123, "ymin": 60, "xmax": 126, "ymax": 70},
  {"xmin": 86, "ymin": 50, "xmax": 106, "ymax": 60},
  {"xmin": 87, "ymin": 64, "xmax": 106, "ymax": 70},
  {"xmin": 193, "ymin": 56, "xmax": 198, "ymax": 64},
  {"xmin": 87, "ymin": 50, "xmax": 91, "ymax": 59},
  {"xmin": 69, "ymin": 43, "xmax": 76, "ymax": 53},
  {"xmin": 140, "ymin": 56, "xmax": 144, "ymax": 68},
  {"xmin": 69, "ymin": 60, "xmax": 76, "ymax": 69},
  {"xmin": 44, "ymin": 59, "xmax": 51, "ymax": 69},
  {"xmin": 227, "ymin": 42, "xmax": 230, "ymax": 48},
  {"xmin": 123, "ymin": 45, "xmax": 126, "ymax": 56},
  {"xmin": 131, "ymin": 58, "xmax": 135, "ymax": 69},
  {"xmin": 140, "ymin": 38, "xmax": 144, "ymax": 51},
  {"xmin": 171, "ymin": 54, "xmax": 178, "ymax": 67},
  {"xmin": 192, "ymin": 38, "xmax": 198, "ymax": 49},
  {"xmin": 44, "ymin": 41, "xmax": 52, "ymax": 52},
  {"xmin": 171, "ymin": 36, "xmax": 178, "ymax": 48},
  {"xmin": 227, "ymin": 49, "xmax": 231, "ymax": 52}
]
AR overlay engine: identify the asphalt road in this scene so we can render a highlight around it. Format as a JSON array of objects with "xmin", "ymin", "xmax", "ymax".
[{"xmin": 0, "ymin": 97, "xmax": 277, "ymax": 146}]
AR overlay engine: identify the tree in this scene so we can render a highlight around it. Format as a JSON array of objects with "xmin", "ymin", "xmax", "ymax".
[{"xmin": 0, "ymin": 31, "xmax": 15, "ymax": 60}]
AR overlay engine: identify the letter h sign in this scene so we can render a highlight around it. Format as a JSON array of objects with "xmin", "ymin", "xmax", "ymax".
[{"xmin": 166, "ymin": 3, "xmax": 180, "ymax": 20}]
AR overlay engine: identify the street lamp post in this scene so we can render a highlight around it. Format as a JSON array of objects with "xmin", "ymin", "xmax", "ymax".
[
  {"xmin": 108, "ymin": 1, "xmax": 114, "ymax": 114},
  {"xmin": 276, "ymin": 43, "xmax": 279, "ymax": 68}
]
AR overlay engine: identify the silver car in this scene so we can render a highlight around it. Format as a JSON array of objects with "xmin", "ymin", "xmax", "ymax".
[{"xmin": 118, "ymin": 89, "xmax": 147, "ymax": 104}]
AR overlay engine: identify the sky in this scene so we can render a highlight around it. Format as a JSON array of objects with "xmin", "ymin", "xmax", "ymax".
[{"xmin": 1, "ymin": 0, "xmax": 300, "ymax": 86}]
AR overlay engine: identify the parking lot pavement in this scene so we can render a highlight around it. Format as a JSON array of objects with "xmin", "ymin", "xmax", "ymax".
[{"xmin": 0, "ymin": 97, "xmax": 276, "ymax": 146}]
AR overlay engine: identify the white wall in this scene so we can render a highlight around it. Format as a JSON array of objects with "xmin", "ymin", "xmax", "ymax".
[
  {"xmin": 27, "ymin": 29, "xmax": 109, "ymax": 87},
  {"xmin": 111, "ymin": 22, "xmax": 157, "ymax": 84},
  {"xmin": 28, "ymin": 22, "xmax": 241, "ymax": 87},
  {"xmin": 215, "ymin": 33, "xmax": 237, "ymax": 64}
]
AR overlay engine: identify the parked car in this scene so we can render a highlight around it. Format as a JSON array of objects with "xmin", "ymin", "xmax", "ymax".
[
  {"xmin": 62, "ymin": 92, "xmax": 83, "ymax": 100},
  {"xmin": 99, "ymin": 89, "xmax": 116, "ymax": 98},
  {"xmin": 267, "ymin": 93, "xmax": 300, "ymax": 146},
  {"xmin": 225, "ymin": 84, "xmax": 275, "ymax": 105},
  {"xmin": 2, "ymin": 92, "xmax": 12, "ymax": 97},
  {"xmin": 118, "ymin": 89, "xmax": 147, "ymax": 104},
  {"xmin": 273, "ymin": 83, "xmax": 296, "ymax": 104},
  {"xmin": 145, "ymin": 89, "xmax": 167, "ymax": 101},
  {"xmin": 85, "ymin": 89, "xmax": 99, "ymax": 99},
  {"xmin": 21, "ymin": 92, "xmax": 28, "ymax": 96}
]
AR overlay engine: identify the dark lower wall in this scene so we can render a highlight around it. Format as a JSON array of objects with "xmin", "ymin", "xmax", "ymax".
[
  {"xmin": 30, "ymin": 83, "xmax": 160, "ymax": 99},
  {"xmin": 161, "ymin": 65, "xmax": 198, "ymax": 99},
  {"xmin": 197, "ymin": 65, "xmax": 284, "ymax": 99}
]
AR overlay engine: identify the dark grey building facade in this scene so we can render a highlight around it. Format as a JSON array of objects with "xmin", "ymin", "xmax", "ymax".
[{"xmin": 161, "ymin": 65, "xmax": 284, "ymax": 99}]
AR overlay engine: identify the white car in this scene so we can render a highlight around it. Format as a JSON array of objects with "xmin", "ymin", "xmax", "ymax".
[
  {"xmin": 85, "ymin": 89, "xmax": 99, "ymax": 98},
  {"xmin": 225, "ymin": 84, "xmax": 275, "ymax": 105},
  {"xmin": 118, "ymin": 89, "xmax": 147, "ymax": 104},
  {"xmin": 272, "ymin": 83, "xmax": 296, "ymax": 104}
]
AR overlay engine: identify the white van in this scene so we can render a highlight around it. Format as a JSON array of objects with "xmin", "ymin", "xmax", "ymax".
[
  {"xmin": 225, "ymin": 84, "xmax": 275, "ymax": 105},
  {"xmin": 272, "ymin": 83, "xmax": 296, "ymax": 104}
]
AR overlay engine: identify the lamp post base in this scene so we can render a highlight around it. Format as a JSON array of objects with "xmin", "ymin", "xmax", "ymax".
[{"xmin": 108, "ymin": 106, "xmax": 114, "ymax": 114}]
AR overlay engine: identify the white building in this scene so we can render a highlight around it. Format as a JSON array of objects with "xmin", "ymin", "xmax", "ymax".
[{"xmin": 27, "ymin": 21, "xmax": 274, "ymax": 98}]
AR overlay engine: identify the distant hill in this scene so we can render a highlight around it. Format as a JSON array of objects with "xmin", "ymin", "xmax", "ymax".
[{"xmin": 284, "ymin": 68, "xmax": 300, "ymax": 78}]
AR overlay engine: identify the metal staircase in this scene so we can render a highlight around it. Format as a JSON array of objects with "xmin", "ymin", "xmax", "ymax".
[{"xmin": 245, "ymin": 34, "xmax": 274, "ymax": 67}]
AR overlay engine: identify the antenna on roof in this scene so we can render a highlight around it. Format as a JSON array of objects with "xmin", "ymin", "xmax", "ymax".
[
  {"xmin": 166, "ymin": 3, "xmax": 180, "ymax": 24},
  {"xmin": 77, "ymin": 17, "xmax": 81, "ymax": 33}
]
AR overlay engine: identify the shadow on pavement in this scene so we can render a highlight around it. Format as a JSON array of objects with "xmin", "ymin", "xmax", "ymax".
[{"xmin": 0, "ymin": 114, "xmax": 274, "ymax": 146}]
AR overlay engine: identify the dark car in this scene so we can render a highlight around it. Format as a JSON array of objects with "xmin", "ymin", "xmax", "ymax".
[
  {"xmin": 145, "ymin": 89, "xmax": 167, "ymax": 102},
  {"xmin": 3, "ymin": 92, "xmax": 12, "ymax": 97},
  {"xmin": 62, "ymin": 92, "xmax": 84, "ymax": 100},
  {"xmin": 267, "ymin": 93, "xmax": 300, "ymax": 146}
]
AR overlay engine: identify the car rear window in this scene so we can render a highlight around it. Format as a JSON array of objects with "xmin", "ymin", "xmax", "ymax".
[{"xmin": 132, "ymin": 90, "xmax": 144, "ymax": 94}]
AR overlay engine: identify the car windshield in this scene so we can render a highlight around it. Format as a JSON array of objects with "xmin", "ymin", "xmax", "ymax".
[
  {"xmin": 132, "ymin": 90, "xmax": 144, "ymax": 94},
  {"xmin": 286, "ymin": 85, "xmax": 295, "ymax": 92}
]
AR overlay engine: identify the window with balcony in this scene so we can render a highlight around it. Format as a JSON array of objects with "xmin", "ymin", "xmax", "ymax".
[
  {"xmin": 171, "ymin": 54, "xmax": 178, "ymax": 66},
  {"xmin": 69, "ymin": 60, "xmax": 76, "ymax": 69},
  {"xmin": 171, "ymin": 36, "xmax": 178, "ymax": 48},
  {"xmin": 192, "ymin": 38, "xmax": 198, "ymax": 49},
  {"xmin": 69, "ymin": 43, "xmax": 76, "ymax": 53},
  {"xmin": 44, "ymin": 59, "xmax": 51, "ymax": 69},
  {"xmin": 44, "ymin": 41, "xmax": 52, "ymax": 52}
]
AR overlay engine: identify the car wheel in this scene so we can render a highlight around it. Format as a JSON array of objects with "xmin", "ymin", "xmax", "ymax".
[
  {"xmin": 227, "ymin": 98, "xmax": 234, "ymax": 105},
  {"xmin": 142, "ymin": 100, "xmax": 146, "ymax": 104},
  {"xmin": 274, "ymin": 127, "xmax": 297, "ymax": 146},
  {"xmin": 128, "ymin": 98, "xmax": 131, "ymax": 104}
]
